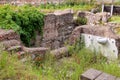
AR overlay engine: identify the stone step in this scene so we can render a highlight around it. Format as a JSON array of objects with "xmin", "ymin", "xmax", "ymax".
[
  {"xmin": 95, "ymin": 73, "xmax": 116, "ymax": 80},
  {"xmin": 50, "ymin": 47, "xmax": 69, "ymax": 59},
  {"xmin": 23, "ymin": 47, "xmax": 48, "ymax": 54},
  {"xmin": 23, "ymin": 47, "xmax": 49, "ymax": 60},
  {"xmin": 81, "ymin": 68, "xmax": 102, "ymax": 80},
  {"xmin": 7, "ymin": 46, "xmax": 22, "ymax": 52},
  {"xmin": 0, "ymin": 40, "xmax": 21, "ymax": 49},
  {"xmin": 0, "ymin": 29, "xmax": 20, "ymax": 41},
  {"xmin": 81, "ymin": 68, "xmax": 120, "ymax": 80}
]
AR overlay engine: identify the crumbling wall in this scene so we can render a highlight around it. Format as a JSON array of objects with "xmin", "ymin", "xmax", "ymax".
[
  {"xmin": 0, "ymin": 29, "xmax": 48, "ymax": 60},
  {"xmin": 70, "ymin": 25, "xmax": 120, "ymax": 59},
  {"xmin": 35, "ymin": 10, "xmax": 75, "ymax": 49},
  {"xmin": 77, "ymin": 11, "xmax": 111, "ymax": 25}
]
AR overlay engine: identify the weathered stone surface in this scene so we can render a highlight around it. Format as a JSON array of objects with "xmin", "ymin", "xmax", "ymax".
[
  {"xmin": 91, "ymin": 8, "xmax": 100, "ymax": 13},
  {"xmin": 0, "ymin": 29, "xmax": 20, "ymax": 41},
  {"xmin": 77, "ymin": 11, "xmax": 111, "ymax": 25},
  {"xmin": 55, "ymin": 9, "xmax": 73, "ymax": 26},
  {"xmin": 96, "ymin": 12, "xmax": 111, "ymax": 23},
  {"xmin": 69, "ymin": 26, "xmax": 82, "ymax": 44},
  {"xmin": 81, "ymin": 68, "xmax": 102, "ymax": 80},
  {"xmin": 23, "ymin": 47, "xmax": 48, "ymax": 54},
  {"xmin": 95, "ymin": 73, "xmax": 116, "ymax": 80},
  {"xmin": 40, "ymin": 9, "xmax": 75, "ymax": 49},
  {"xmin": 43, "ymin": 13, "xmax": 58, "ymax": 41},
  {"xmin": 70, "ymin": 25, "xmax": 120, "ymax": 45},
  {"xmin": 7, "ymin": 46, "xmax": 22, "ymax": 52},
  {"xmin": 50, "ymin": 47, "xmax": 69, "ymax": 58},
  {"xmin": 23, "ymin": 47, "xmax": 49, "ymax": 60},
  {"xmin": 70, "ymin": 25, "xmax": 120, "ymax": 58},
  {"xmin": 34, "ymin": 31, "xmax": 42, "ymax": 47},
  {"xmin": 1, "ymin": 40, "xmax": 21, "ymax": 49}
]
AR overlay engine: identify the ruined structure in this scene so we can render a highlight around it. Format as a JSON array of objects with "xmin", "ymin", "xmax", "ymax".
[
  {"xmin": 69, "ymin": 11, "xmax": 120, "ymax": 60},
  {"xmin": 0, "ymin": 9, "xmax": 120, "ymax": 60},
  {"xmin": 77, "ymin": 11, "xmax": 111, "ymax": 25},
  {"xmin": 35, "ymin": 9, "xmax": 75, "ymax": 49},
  {"xmin": 0, "ymin": 29, "xmax": 48, "ymax": 61},
  {"xmin": 70, "ymin": 25, "xmax": 120, "ymax": 60}
]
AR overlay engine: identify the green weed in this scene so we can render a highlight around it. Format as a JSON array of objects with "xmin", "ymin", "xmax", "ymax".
[{"xmin": 108, "ymin": 16, "xmax": 120, "ymax": 23}]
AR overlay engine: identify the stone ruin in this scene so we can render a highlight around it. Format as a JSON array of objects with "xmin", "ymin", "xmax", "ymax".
[
  {"xmin": 34, "ymin": 9, "xmax": 75, "ymax": 49},
  {"xmin": 70, "ymin": 25, "xmax": 120, "ymax": 60},
  {"xmin": 77, "ymin": 11, "xmax": 111, "ymax": 25},
  {"xmin": 0, "ymin": 9, "xmax": 120, "ymax": 60},
  {"xmin": 0, "ymin": 29, "xmax": 48, "ymax": 61}
]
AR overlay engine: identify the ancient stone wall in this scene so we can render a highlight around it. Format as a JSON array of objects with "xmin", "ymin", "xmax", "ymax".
[
  {"xmin": 70, "ymin": 25, "xmax": 120, "ymax": 59},
  {"xmin": 35, "ymin": 10, "xmax": 75, "ymax": 49},
  {"xmin": 77, "ymin": 11, "xmax": 111, "ymax": 25}
]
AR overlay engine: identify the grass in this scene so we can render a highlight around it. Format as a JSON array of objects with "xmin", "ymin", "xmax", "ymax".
[
  {"xmin": 108, "ymin": 16, "xmax": 120, "ymax": 35},
  {"xmin": 0, "ymin": 46, "xmax": 120, "ymax": 80},
  {"xmin": 0, "ymin": 51, "xmax": 42, "ymax": 80},
  {"xmin": 109, "ymin": 16, "xmax": 120, "ymax": 23},
  {"xmin": 39, "ymin": 3, "xmax": 96, "ymax": 13}
]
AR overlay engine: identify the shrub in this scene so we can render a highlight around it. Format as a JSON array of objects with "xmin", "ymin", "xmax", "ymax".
[
  {"xmin": 0, "ymin": 5, "xmax": 45, "ymax": 46},
  {"xmin": 75, "ymin": 17, "xmax": 87, "ymax": 25}
]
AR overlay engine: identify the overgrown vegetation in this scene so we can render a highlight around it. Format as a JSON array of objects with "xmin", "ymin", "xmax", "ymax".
[
  {"xmin": 108, "ymin": 15, "xmax": 120, "ymax": 23},
  {"xmin": 0, "ymin": 51, "xmax": 41, "ymax": 80},
  {"xmin": 113, "ymin": 27, "xmax": 120, "ymax": 35},
  {"xmin": 0, "ymin": 2, "xmax": 120, "ymax": 79},
  {"xmin": 75, "ymin": 17, "xmax": 87, "ymax": 25},
  {"xmin": 0, "ymin": 5, "xmax": 44, "ymax": 46},
  {"xmin": 39, "ymin": 1, "xmax": 96, "ymax": 13},
  {"xmin": 1, "ymin": 42, "xmax": 120, "ymax": 80}
]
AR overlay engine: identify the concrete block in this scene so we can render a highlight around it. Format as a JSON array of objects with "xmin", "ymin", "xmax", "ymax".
[
  {"xmin": 95, "ymin": 73, "xmax": 116, "ymax": 80},
  {"xmin": 81, "ymin": 68, "xmax": 102, "ymax": 80}
]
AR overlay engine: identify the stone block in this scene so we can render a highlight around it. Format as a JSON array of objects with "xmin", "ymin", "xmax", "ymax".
[
  {"xmin": 7, "ymin": 46, "xmax": 22, "ymax": 52},
  {"xmin": 55, "ymin": 9, "xmax": 73, "ymax": 26},
  {"xmin": 52, "ymin": 40, "xmax": 60, "ymax": 49},
  {"xmin": 0, "ymin": 29, "xmax": 20, "ymax": 41},
  {"xmin": 81, "ymin": 68, "xmax": 102, "ymax": 80},
  {"xmin": 43, "ymin": 13, "xmax": 58, "ymax": 41},
  {"xmin": 1, "ymin": 40, "xmax": 21, "ymax": 49},
  {"xmin": 23, "ymin": 47, "xmax": 48, "ymax": 55},
  {"xmin": 50, "ymin": 47, "xmax": 69, "ymax": 58},
  {"xmin": 95, "ymin": 73, "xmax": 116, "ymax": 80}
]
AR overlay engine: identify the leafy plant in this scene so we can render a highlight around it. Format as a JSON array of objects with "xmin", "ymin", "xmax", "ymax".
[
  {"xmin": 0, "ymin": 5, "xmax": 45, "ymax": 46},
  {"xmin": 75, "ymin": 17, "xmax": 87, "ymax": 25}
]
